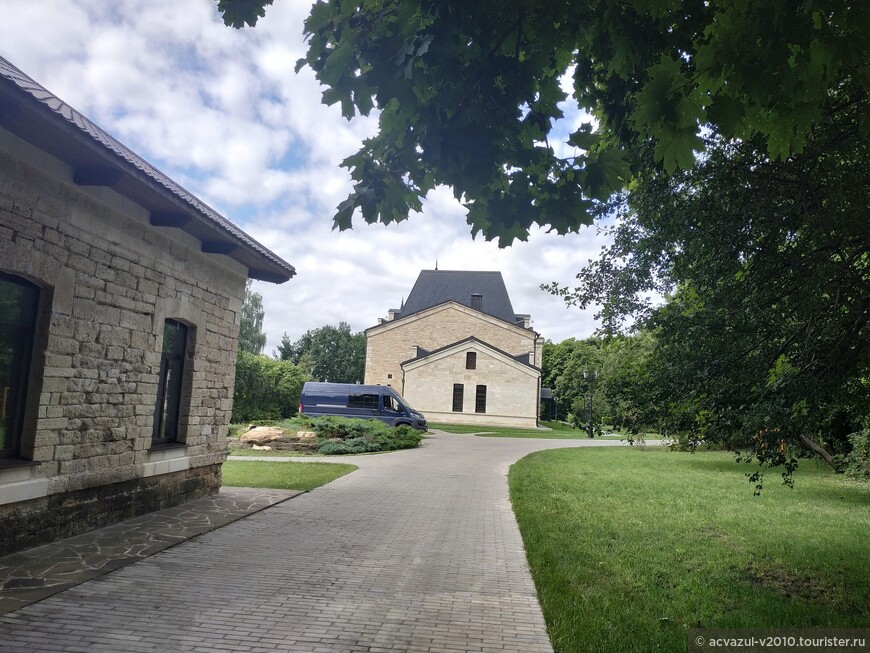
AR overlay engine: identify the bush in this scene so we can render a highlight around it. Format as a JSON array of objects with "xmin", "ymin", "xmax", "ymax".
[
  {"xmin": 843, "ymin": 429, "xmax": 870, "ymax": 479},
  {"xmin": 309, "ymin": 417, "xmax": 423, "ymax": 455},
  {"xmin": 232, "ymin": 351, "xmax": 308, "ymax": 422}
]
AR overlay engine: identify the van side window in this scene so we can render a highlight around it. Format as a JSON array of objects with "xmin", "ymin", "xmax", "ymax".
[
  {"xmin": 383, "ymin": 395, "xmax": 396, "ymax": 411},
  {"xmin": 348, "ymin": 393, "xmax": 379, "ymax": 409}
]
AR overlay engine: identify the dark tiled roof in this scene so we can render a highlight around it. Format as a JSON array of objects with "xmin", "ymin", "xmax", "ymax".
[
  {"xmin": 0, "ymin": 56, "xmax": 295, "ymax": 283},
  {"xmin": 397, "ymin": 270, "xmax": 524, "ymax": 326}
]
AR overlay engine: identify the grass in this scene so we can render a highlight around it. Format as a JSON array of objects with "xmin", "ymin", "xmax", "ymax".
[
  {"xmin": 227, "ymin": 447, "xmax": 319, "ymax": 457},
  {"xmin": 509, "ymin": 447, "xmax": 870, "ymax": 653},
  {"xmin": 430, "ymin": 421, "xmax": 626, "ymax": 439},
  {"xmin": 222, "ymin": 460, "xmax": 356, "ymax": 491}
]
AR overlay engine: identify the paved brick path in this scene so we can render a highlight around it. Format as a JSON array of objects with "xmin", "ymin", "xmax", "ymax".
[{"xmin": 0, "ymin": 432, "xmax": 641, "ymax": 653}]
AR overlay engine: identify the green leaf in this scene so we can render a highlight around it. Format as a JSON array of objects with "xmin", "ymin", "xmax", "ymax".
[
  {"xmin": 707, "ymin": 94, "xmax": 746, "ymax": 138},
  {"xmin": 319, "ymin": 43, "xmax": 356, "ymax": 88},
  {"xmin": 654, "ymin": 129, "xmax": 703, "ymax": 172},
  {"xmin": 568, "ymin": 123, "xmax": 599, "ymax": 150}
]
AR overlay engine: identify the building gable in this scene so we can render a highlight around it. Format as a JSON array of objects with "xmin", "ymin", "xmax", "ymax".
[
  {"xmin": 401, "ymin": 337, "xmax": 540, "ymax": 379},
  {"xmin": 367, "ymin": 301, "xmax": 536, "ymax": 340}
]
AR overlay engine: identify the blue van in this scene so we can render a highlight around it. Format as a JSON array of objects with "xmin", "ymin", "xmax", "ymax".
[{"xmin": 298, "ymin": 382, "xmax": 428, "ymax": 431}]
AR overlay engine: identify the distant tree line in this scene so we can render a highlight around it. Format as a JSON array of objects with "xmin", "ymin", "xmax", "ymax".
[{"xmin": 231, "ymin": 285, "xmax": 366, "ymax": 422}]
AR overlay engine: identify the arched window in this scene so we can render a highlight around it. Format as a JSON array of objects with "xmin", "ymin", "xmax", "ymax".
[{"xmin": 0, "ymin": 272, "xmax": 40, "ymax": 459}]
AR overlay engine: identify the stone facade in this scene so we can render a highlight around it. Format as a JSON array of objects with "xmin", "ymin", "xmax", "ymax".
[
  {"xmin": 0, "ymin": 57, "xmax": 294, "ymax": 556},
  {"xmin": 365, "ymin": 300, "xmax": 542, "ymax": 428},
  {"xmin": 0, "ymin": 143, "xmax": 246, "ymax": 554},
  {"xmin": 366, "ymin": 303, "xmax": 541, "ymax": 385},
  {"xmin": 402, "ymin": 339, "xmax": 540, "ymax": 428}
]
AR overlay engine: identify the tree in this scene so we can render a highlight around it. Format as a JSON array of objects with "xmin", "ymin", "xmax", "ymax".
[
  {"xmin": 238, "ymin": 280, "xmax": 267, "ymax": 355},
  {"xmin": 277, "ymin": 322, "xmax": 366, "ymax": 383},
  {"xmin": 542, "ymin": 334, "xmax": 659, "ymax": 434},
  {"xmin": 232, "ymin": 351, "xmax": 308, "ymax": 422},
  {"xmin": 550, "ymin": 94, "xmax": 870, "ymax": 473},
  {"xmin": 218, "ymin": 0, "xmax": 869, "ymax": 244}
]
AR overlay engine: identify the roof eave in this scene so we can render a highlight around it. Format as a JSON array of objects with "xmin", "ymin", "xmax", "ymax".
[{"xmin": 0, "ymin": 58, "xmax": 295, "ymax": 284}]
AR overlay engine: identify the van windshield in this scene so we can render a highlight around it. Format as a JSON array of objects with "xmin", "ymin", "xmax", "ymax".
[{"xmin": 388, "ymin": 391, "xmax": 416, "ymax": 414}]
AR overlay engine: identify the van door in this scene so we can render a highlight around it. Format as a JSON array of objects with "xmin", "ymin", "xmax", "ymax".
[
  {"xmin": 346, "ymin": 392, "xmax": 380, "ymax": 419},
  {"xmin": 380, "ymin": 391, "xmax": 408, "ymax": 426}
]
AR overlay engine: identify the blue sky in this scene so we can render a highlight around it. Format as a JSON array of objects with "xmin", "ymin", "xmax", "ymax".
[{"xmin": 0, "ymin": 0, "xmax": 612, "ymax": 353}]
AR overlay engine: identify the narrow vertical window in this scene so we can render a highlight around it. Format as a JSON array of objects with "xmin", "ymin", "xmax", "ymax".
[
  {"xmin": 0, "ymin": 273, "xmax": 39, "ymax": 458},
  {"xmin": 452, "ymin": 383, "xmax": 464, "ymax": 412},
  {"xmin": 153, "ymin": 319, "xmax": 188, "ymax": 445},
  {"xmin": 466, "ymin": 351, "xmax": 476, "ymax": 369},
  {"xmin": 475, "ymin": 385, "xmax": 487, "ymax": 413},
  {"xmin": 470, "ymin": 293, "xmax": 482, "ymax": 311}
]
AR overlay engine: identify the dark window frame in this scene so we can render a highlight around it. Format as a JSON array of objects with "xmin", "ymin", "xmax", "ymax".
[
  {"xmin": 0, "ymin": 272, "xmax": 40, "ymax": 459},
  {"xmin": 466, "ymin": 352, "xmax": 476, "ymax": 370},
  {"xmin": 348, "ymin": 393, "xmax": 379, "ymax": 410},
  {"xmin": 475, "ymin": 385, "xmax": 487, "ymax": 413},
  {"xmin": 452, "ymin": 383, "xmax": 464, "ymax": 412},
  {"xmin": 152, "ymin": 319, "xmax": 189, "ymax": 446}
]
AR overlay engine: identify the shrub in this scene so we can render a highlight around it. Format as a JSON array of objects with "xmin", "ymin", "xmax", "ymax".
[
  {"xmin": 843, "ymin": 429, "xmax": 870, "ymax": 479},
  {"xmin": 232, "ymin": 351, "xmax": 308, "ymax": 422},
  {"xmin": 309, "ymin": 417, "xmax": 423, "ymax": 455}
]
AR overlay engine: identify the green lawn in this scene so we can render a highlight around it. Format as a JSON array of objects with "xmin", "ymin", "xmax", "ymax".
[
  {"xmin": 228, "ymin": 447, "xmax": 319, "ymax": 457},
  {"xmin": 430, "ymin": 421, "xmax": 625, "ymax": 439},
  {"xmin": 509, "ymin": 447, "xmax": 870, "ymax": 653},
  {"xmin": 222, "ymin": 460, "xmax": 356, "ymax": 491}
]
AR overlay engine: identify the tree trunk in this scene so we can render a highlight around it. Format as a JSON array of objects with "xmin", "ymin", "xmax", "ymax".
[{"xmin": 796, "ymin": 433, "xmax": 837, "ymax": 471}]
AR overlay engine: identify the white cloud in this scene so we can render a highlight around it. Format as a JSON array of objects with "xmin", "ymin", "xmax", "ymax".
[{"xmin": 0, "ymin": 0, "xmax": 608, "ymax": 355}]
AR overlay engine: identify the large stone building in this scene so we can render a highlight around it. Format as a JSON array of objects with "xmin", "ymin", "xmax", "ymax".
[
  {"xmin": 0, "ymin": 57, "xmax": 295, "ymax": 555},
  {"xmin": 365, "ymin": 270, "xmax": 542, "ymax": 428}
]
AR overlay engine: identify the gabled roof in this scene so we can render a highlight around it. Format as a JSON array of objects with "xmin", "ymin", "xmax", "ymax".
[
  {"xmin": 397, "ymin": 270, "xmax": 524, "ymax": 326},
  {"xmin": 0, "ymin": 56, "xmax": 295, "ymax": 284},
  {"xmin": 400, "ymin": 336, "xmax": 541, "ymax": 373}
]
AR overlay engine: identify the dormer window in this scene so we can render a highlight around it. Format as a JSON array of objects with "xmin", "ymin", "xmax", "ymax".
[{"xmin": 470, "ymin": 293, "xmax": 482, "ymax": 311}]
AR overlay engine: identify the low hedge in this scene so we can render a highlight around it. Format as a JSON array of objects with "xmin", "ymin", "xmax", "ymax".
[{"xmin": 310, "ymin": 416, "xmax": 423, "ymax": 454}]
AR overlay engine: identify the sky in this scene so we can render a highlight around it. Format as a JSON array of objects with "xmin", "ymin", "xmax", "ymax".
[{"xmin": 0, "ymin": 0, "xmax": 613, "ymax": 354}]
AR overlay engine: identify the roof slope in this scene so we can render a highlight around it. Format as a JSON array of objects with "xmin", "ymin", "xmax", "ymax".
[
  {"xmin": 401, "ymin": 336, "xmax": 541, "ymax": 373},
  {"xmin": 0, "ymin": 56, "xmax": 295, "ymax": 283},
  {"xmin": 397, "ymin": 270, "xmax": 521, "ymax": 325}
]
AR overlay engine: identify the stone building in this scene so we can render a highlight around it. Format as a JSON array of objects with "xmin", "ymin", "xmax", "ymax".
[
  {"xmin": 365, "ymin": 270, "xmax": 542, "ymax": 428},
  {"xmin": 0, "ymin": 57, "xmax": 295, "ymax": 555}
]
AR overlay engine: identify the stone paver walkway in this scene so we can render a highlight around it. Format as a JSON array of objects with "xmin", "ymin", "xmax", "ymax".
[
  {"xmin": 0, "ymin": 487, "xmax": 300, "ymax": 616},
  {"xmin": 0, "ymin": 431, "xmax": 648, "ymax": 653}
]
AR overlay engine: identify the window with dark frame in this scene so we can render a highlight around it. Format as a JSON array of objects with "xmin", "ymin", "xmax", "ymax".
[
  {"xmin": 452, "ymin": 383, "xmax": 464, "ymax": 412},
  {"xmin": 466, "ymin": 351, "xmax": 476, "ymax": 369},
  {"xmin": 348, "ymin": 393, "xmax": 379, "ymax": 409},
  {"xmin": 470, "ymin": 293, "xmax": 483, "ymax": 311},
  {"xmin": 153, "ymin": 319, "xmax": 188, "ymax": 445},
  {"xmin": 0, "ymin": 272, "xmax": 39, "ymax": 459},
  {"xmin": 475, "ymin": 385, "xmax": 487, "ymax": 413}
]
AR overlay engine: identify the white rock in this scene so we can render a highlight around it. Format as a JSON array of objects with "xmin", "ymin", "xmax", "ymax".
[{"xmin": 239, "ymin": 426, "xmax": 284, "ymax": 444}]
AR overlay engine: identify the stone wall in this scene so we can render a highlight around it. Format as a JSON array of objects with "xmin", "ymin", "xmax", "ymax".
[
  {"xmin": 0, "ymin": 133, "xmax": 246, "ymax": 554},
  {"xmin": 365, "ymin": 303, "xmax": 540, "ymax": 387},
  {"xmin": 366, "ymin": 304, "xmax": 541, "ymax": 427},
  {"xmin": 403, "ymin": 344, "xmax": 540, "ymax": 428}
]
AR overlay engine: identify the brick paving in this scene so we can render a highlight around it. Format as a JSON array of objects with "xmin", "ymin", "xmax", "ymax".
[{"xmin": 0, "ymin": 431, "xmax": 645, "ymax": 652}]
